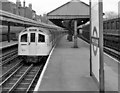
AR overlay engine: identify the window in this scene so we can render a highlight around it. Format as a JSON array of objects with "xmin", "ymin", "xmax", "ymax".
[
  {"xmin": 111, "ymin": 21, "xmax": 114, "ymax": 29},
  {"xmin": 13, "ymin": 8, "xmax": 16, "ymax": 14},
  {"xmin": 103, "ymin": 23, "xmax": 106, "ymax": 29},
  {"xmin": 107, "ymin": 22, "xmax": 109, "ymax": 29},
  {"xmin": 21, "ymin": 34, "xmax": 27, "ymax": 42},
  {"xmin": 49, "ymin": 36, "xmax": 52, "ymax": 42},
  {"xmin": 116, "ymin": 21, "xmax": 120, "ymax": 29},
  {"xmin": 38, "ymin": 34, "xmax": 45, "ymax": 42},
  {"xmin": 30, "ymin": 33, "xmax": 35, "ymax": 42}
]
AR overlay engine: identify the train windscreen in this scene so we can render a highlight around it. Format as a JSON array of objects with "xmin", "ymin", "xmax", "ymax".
[
  {"xmin": 30, "ymin": 33, "xmax": 35, "ymax": 42},
  {"xmin": 38, "ymin": 34, "xmax": 45, "ymax": 42},
  {"xmin": 21, "ymin": 34, "xmax": 27, "ymax": 42}
]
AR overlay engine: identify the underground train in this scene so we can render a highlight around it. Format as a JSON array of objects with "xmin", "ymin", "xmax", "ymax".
[
  {"xmin": 18, "ymin": 26, "xmax": 66, "ymax": 63},
  {"xmin": 81, "ymin": 17, "xmax": 120, "ymax": 52},
  {"xmin": 81, "ymin": 17, "xmax": 120, "ymax": 39}
]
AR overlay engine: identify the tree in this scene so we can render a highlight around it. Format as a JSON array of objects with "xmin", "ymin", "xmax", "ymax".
[{"xmin": 104, "ymin": 11, "xmax": 118, "ymax": 19}]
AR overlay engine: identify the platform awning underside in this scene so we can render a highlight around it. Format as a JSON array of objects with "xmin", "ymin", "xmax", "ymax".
[{"xmin": 47, "ymin": 0, "xmax": 90, "ymax": 28}]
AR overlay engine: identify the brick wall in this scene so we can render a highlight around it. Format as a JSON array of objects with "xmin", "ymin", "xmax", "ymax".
[
  {"xmin": 25, "ymin": 7, "xmax": 32, "ymax": 19},
  {"xmin": 0, "ymin": 1, "xmax": 40, "ymax": 21},
  {"xmin": 2, "ymin": 2, "xmax": 12, "ymax": 13},
  {"xmin": 1, "ymin": 2, "xmax": 18, "ymax": 15}
]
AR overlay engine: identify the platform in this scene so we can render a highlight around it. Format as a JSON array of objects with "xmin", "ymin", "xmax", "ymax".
[
  {"xmin": 35, "ymin": 35, "xmax": 119, "ymax": 92},
  {"xmin": 0, "ymin": 41, "xmax": 18, "ymax": 50}
]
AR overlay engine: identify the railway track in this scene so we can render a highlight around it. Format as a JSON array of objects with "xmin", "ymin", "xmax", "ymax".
[
  {"xmin": 1, "ymin": 63, "xmax": 43, "ymax": 92},
  {"xmin": 1, "ymin": 59, "xmax": 23, "ymax": 82},
  {"xmin": 78, "ymin": 35, "xmax": 120, "ymax": 62},
  {"xmin": 104, "ymin": 47, "xmax": 120, "ymax": 61},
  {"xmin": 0, "ymin": 49, "xmax": 18, "ymax": 66}
]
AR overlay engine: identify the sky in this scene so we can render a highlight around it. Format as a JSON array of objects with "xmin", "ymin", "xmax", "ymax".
[{"xmin": 8, "ymin": 0, "xmax": 119, "ymax": 15}]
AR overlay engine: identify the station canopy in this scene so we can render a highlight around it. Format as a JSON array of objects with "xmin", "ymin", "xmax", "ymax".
[{"xmin": 47, "ymin": 0, "xmax": 90, "ymax": 28}]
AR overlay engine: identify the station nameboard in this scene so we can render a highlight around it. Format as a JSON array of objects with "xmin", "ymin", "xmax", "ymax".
[{"xmin": 90, "ymin": 0, "xmax": 104, "ymax": 92}]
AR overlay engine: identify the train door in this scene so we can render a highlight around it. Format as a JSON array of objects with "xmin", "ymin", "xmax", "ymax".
[
  {"xmin": 29, "ymin": 33, "xmax": 37, "ymax": 55},
  {"xmin": 19, "ymin": 33, "xmax": 29, "ymax": 55},
  {"xmin": 37, "ymin": 33, "xmax": 46, "ymax": 55}
]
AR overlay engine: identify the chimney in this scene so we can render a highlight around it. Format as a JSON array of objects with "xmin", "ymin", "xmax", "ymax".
[
  {"xmin": 16, "ymin": 0, "xmax": 21, "ymax": 7},
  {"xmin": 29, "ymin": 3, "xmax": 32, "ymax": 10},
  {"xmin": 23, "ymin": 0, "xmax": 25, "ymax": 7}
]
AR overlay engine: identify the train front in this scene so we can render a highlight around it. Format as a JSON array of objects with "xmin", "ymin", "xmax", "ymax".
[{"xmin": 18, "ymin": 27, "xmax": 47, "ymax": 63}]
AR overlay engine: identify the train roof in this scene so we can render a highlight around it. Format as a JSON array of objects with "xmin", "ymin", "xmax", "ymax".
[
  {"xmin": 21, "ymin": 27, "xmax": 52, "ymax": 35},
  {"xmin": 103, "ymin": 17, "xmax": 120, "ymax": 22}
]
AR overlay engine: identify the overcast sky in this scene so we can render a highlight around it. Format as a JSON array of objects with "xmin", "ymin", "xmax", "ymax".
[{"xmin": 8, "ymin": 0, "xmax": 119, "ymax": 15}]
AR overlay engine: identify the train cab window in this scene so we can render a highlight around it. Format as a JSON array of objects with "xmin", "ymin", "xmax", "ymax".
[
  {"xmin": 30, "ymin": 33, "xmax": 35, "ymax": 42},
  {"xmin": 38, "ymin": 34, "xmax": 45, "ymax": 42},
  {"xmin": 21, "ymin": 34, "xmax": 27, "ymax": 42}
]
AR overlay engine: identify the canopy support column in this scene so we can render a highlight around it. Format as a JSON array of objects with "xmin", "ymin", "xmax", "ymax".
[{"xmin": 73, "ymin": 20, "xmax": 78, "ymax": 48}]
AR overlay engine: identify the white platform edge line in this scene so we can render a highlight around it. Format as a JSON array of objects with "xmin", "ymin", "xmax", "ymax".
[
  {"xmin": 0, "ymin": 42, "xmax": 18, "ymax": 49},
  {"xmin": 104, "ymin": 53, "xmax": 119, "ymax": 63},
  {"xmin": 79, "ymin": 37, "xmax": 119, "ymax": 63},
  {"xmin": 34, "ymin": 44, "xmax": 56, "ymax": 92}
]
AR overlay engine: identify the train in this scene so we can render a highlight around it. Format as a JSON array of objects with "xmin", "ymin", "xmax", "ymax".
[
  {"xmin": 103, "ymin": 17, "xmax": 120, "ymax": 51},
  {"xmin": 81, "ymin": 17, "xmax": 120, "ymax": 51},
  {"xmin": 18, "ymin": 26, "xmax": 67, "ymax": 63}
]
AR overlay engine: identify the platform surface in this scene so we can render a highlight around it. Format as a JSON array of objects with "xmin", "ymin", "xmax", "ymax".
[
  {"xmin": 0, "ymin": 41, "xmax": 18, "ymax": 49},
  {"xmin": 37, "ymin": 35, "xmax": 119, "ymax": 91}
]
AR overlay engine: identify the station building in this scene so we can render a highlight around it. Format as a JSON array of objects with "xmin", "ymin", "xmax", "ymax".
[
  {"xmin": 118, "ymin": 1, "xmax": 120, "ymax": 17},
  {"xmin": 0, "ymin": 0, "xmax": 41, "ymax": 21}
]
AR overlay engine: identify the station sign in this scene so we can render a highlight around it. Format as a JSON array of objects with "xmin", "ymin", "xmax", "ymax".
[{"xmin": 90, "ymin": 0, "xmax": 104, "ymax": 92}]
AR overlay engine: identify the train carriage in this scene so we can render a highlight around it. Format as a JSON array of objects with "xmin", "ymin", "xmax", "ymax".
[{"xmin": 18, "ymin": 27, "xmax": 58, "ymax": 63}]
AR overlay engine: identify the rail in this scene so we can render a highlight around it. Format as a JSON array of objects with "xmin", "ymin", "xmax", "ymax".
[
  {"xmin": 1, "ymin": 60, "xmax": 23, "ymax": 82},
  {"xmin": 78, "ymin": 35, "xmax": 120, "ymax": 62},
  {"xmin": 0, "ymin": 49, "xmax": 18, "ymax": 66},
  {"xmin": 1, "ymin": 63, "xmax": 44, "ymax": 92},
  {"xmin": 8, "ymin": 64, "xmax": 33, "ymax": 92}
]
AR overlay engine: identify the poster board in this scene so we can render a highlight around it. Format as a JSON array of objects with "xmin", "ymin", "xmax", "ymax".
[{"xmin": 90, "ymin": 0, "xmax": 104, "ymax": 91}]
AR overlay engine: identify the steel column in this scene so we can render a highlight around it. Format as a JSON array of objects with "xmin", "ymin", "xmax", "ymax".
[
  {"xmin": 73, "ymin": 20, "xmax": 78, "ymax": 48},
  {"xmin": 99, "ymin": 1, "xmax": 104, "ymax": 92},
  {"xmin": 89, "ymin": 1, "xmax": 92, "ymax": 76}
]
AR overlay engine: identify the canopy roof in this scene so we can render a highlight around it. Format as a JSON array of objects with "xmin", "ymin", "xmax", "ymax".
[{"xmin": 47, "ymin": 0, "xmax": 89, "ymax": 19}]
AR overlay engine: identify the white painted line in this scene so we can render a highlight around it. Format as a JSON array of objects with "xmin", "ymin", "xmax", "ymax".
[
  {"xmin": 0, "ymin": 42, "xmax": 18, "ymax": 49},
  {"xmin": 79, "ymin": 37, "xmax": 119, "ymax": 63},
  {"xmin": 34, "ymin": 44, "xmax": 56, "ymax": 92},
  {"xmin": 79, "ymin": 37, "xmax": 89, "ymax": 45},
  {"xmin": 104, "ymin": 52, "xmax": 119, "ymax": 63}
]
